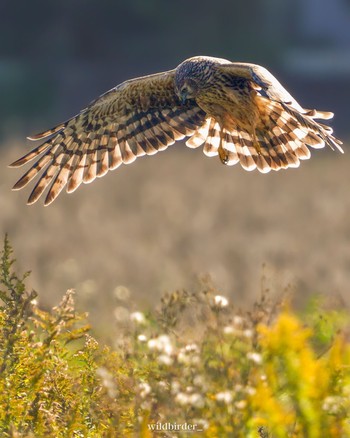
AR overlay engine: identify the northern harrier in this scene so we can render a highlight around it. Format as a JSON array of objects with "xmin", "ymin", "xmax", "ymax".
[{"xmin": 10, "ymin": 56, "xmax": 343, "ymax": 205}]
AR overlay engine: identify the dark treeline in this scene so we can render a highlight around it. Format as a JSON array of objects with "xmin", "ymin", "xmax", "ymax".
[{"xmin": 1, "ymin": 0, "xmax": 349, "ymax": 138}]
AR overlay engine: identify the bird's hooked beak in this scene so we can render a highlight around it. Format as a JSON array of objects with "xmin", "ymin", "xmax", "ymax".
[{"xmin": 180, "ymin": 89, "xmax": 188, "ymax": 105}]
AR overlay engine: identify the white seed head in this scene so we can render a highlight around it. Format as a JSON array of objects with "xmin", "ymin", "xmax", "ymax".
[
  {"xmin": 148, "ymin": 335, "xmax": 173, "ymax": 355},
  {"xmin": 247, "ymin": 352, "xmax": 262, "ymax": 364},
  {"xmin": 175, "ymin": 392, "xmax": 204, "ymax": 408},
  {"xmin": 96, "ymin": 367, "xmax": 117, "ymax": 398},
  {"xmin": 178, "ymin": 344, "xmax": 200, "ymax": 365},
  {"xmin": 233, "ymin": 315, "xmax": 244, "ymax": 326},
  {"xmin": 235, "ymin": 400, "xmax": 247, "ymax": 410},
  {"xmin": 158, "ymin": 354, "xmax": 173, "ymax": 366},
  {"xmin": 189, "ymin": 393, "xmax": 204, "ymax": 408},
  {"xmin": 245, "ymin": 386, "xmax": 257, "ymax": 396},
  {"xmin": 139, "ymin": 382, "xmax": 151, "ymax": 398},
  {"xmin": 215, "ymin": 391, "xmax": 233, "ymax": 404},
  {"xmin": 171, "ymin": 381, "xmax": 181, "ymax": 394},
  {"xmin": 193, "ymin": 375, "xmax": 205, "ymax": 387},
  {"xmin": 214, "ymin": 295, "xmax": 229, "ymax": 308},
  {"xmin": 175, "ymin": 392, "xmax": 189, "ymax": 405},
  {"xmin": 158, "ymin": 381, "xmax": 168, "ymax": 390},
  {"xmin": 322, "ymin": 396, "xmax": 344, "ymax": 414},
  {"xmin": 130, "ymin": 311, "xmax": 146, "ymax": 324},
  {"xmin": 185, "ymin": 343, "xmax": 199, "ymax": 353},
  {"xmin": 223, "ymin": 326, "xmax": 235, "ymax": 335},
  {"xmin": 243, "ymin": 329, "xmax": 253, "ymax": 338}
]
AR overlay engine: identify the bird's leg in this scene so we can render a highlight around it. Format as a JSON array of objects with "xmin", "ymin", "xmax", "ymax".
[
  {"xmin": 218, "ymin": 129, "xmax": 229, "ymax": 164},
  {"xmin": 252, "ymin": 129, "xmax": 262, "ymax": 155}
]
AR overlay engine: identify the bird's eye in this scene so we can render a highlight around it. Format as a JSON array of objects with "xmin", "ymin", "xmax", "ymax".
[{"xmin": 181, "ymin": 87, "xmax": 188, "ymax": 94}]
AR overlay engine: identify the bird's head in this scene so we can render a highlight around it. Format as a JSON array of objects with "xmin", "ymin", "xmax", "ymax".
[
  {"xmin": 174, "ymin": 57, "xmax": 215, "ymax": 104},
  {"xmin": 174, "ymin": 75, "xmax": 200, "ymax": 104}
]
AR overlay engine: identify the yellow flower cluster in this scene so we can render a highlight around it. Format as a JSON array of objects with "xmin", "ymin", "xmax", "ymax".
[{"xmin": 250, "ymin": 312, "xmax": 350, "ymax": 438}]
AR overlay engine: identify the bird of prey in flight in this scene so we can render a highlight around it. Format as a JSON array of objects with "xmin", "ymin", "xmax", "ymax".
[{"xmin": 10, "ymin": 56, "xmax": 343, "ymax": 205}]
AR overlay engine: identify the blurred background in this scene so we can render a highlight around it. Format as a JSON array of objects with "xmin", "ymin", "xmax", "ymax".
[{"xmin": 1, "ymin": 0, "xmax": 350, "ymax": 332}]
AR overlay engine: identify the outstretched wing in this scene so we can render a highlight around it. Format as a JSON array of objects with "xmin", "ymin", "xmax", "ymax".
[
  {"xmin": 10, "ymin": 70, "xmax": 206, "ymax": 205},
  {"xmin": 218, "ymin": 62, "xmax": 313, "ymax": 112},
  {"xmin": 196, "ymin": 62, "xmax": 343, "ymax": 172}
]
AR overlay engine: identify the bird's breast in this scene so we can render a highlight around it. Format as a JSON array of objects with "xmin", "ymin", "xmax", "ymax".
[{"xmin": 196, "ymin": 85, "xmax": 259, "ymax": 131}]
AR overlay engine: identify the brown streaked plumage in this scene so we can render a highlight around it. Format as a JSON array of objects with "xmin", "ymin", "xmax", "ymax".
[{"xmin": 10, "ymin": 55, "xmax": 343, "ymax": 205}]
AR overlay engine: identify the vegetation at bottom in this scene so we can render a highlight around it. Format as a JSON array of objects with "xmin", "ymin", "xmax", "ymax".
[{"xmin": 0, "ymin": 236, "xmax": 350, "ymax": 438}]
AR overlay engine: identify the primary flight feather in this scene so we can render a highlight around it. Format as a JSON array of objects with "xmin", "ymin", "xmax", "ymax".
[{"xmin": 10, "ymin": 56, "xmax": 343, "ymax": 205}]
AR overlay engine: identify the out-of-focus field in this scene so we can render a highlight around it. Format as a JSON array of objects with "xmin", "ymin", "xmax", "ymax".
[
  {"xmin": 1, "ymin": 139, "xmax": 349, "ymax": 330},
  {"xmin": 2, "ymin": 239, "xmax": 350, "ymax": 436}
]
